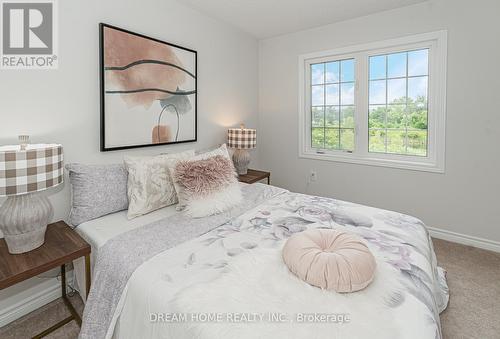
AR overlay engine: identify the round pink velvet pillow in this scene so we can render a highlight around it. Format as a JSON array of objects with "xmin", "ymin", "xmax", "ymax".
[{"xmin": 282, "ymin": 229, "xmax": 376, "ymax": 292}]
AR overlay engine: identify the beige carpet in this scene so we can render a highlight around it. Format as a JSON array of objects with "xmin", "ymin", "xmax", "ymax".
[
  {"xmin": 0, "ymin": 293, "xmax": 83, "ymax": 339},
  {"xmin": 1, "ymin": 239, "xmax": 499, "ymax": 339},
  {"xmin": 433, "ymin": 239, "xmax": 500, "ymax": 339}
]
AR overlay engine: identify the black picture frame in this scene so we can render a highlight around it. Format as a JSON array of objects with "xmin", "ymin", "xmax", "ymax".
[{"xmin": 99, "ymin": 23, "xmax": 197, "ymax": 152}]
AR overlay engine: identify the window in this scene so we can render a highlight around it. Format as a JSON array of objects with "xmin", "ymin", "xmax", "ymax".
[
  {"xmin": 311, "ymin": 59, "xmax": 355, "ymax": 151},
  {"xmin": 299, "ymin": 31, "xmax": 447, "ymax": 172},
  {"xmin": 368, "ymin": 49, "xmax": 428, "ymax": 156}
]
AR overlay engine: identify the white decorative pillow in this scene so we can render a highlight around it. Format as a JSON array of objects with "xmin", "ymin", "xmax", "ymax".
[
  {"xmin": 172, "ymin": 155, "xmax": 242, "ymax": 218},
  {"xmin": 124, "ymin": 150, "xmax": 194, "ymax": 219},
  {"xmin": 195, "ymin": 143, "xmax": 231, "ymax": 160}
]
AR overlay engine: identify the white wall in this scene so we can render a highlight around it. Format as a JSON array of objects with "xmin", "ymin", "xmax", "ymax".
[
  {"xmin": 0, "ymin": 0, "xmax": 259, "ymax": 323},
  {"xmin": 0, "ymin": 0, "xmax": 260, "ymax": 221},
  {"xmin": 259, "ymin": 0, "xmax": 500, "ymax": 242}
]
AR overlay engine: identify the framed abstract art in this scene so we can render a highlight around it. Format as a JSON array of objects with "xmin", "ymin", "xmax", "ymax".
[{"xmin": 99, "ymin": 23, "xmax": 197, "ymax": 151}]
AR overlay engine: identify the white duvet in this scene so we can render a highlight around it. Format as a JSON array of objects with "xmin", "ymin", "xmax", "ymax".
[
  {"xmin": 76, "ymin": 186, "xmax": 448, "ymax": 339},
  {"xmin": 168, "ymin": 249, "xmax": 406, "ymax": 339}
]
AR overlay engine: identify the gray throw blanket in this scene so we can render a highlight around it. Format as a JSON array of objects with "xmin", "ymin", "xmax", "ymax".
[{"xmin": 79, "ymin": 184, "xmax": 286, "ymax": 339}]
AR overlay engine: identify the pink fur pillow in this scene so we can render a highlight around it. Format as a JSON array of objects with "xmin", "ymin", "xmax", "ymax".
[
  {"xmin": 173, "ymin": 155, "xmax": 242, "ymax": 217},
  {"xmin": 282, "ymin": 229, "xmax": 376, "ymax": 292}
]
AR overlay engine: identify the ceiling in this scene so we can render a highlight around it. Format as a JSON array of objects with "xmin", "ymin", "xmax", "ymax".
[{"xmin": 179, "ymin": 0, "xmax": 428, "ymax": 39}]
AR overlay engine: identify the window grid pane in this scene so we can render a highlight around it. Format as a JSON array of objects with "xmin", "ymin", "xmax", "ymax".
[
  {"xmin": 312, "ymin": 127, "xmax": 325, "ymax": 148},
  {"xmin": 310, "ymin": 58, "xmax": 355, "ymax": 151},
  {"xmin": 368, "ymin": 48, "xmax": 429, "ymax": 156}
]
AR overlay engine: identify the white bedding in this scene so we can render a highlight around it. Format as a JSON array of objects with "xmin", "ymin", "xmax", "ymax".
[
  {"xmin": 77, "ymin": 184, "xmax": 448, "ymax": 339},
  {"xmin": 73, "ymin": 205, "xmax": 179, "ymax": 299},
  {"xmin": 109, "ymin": 190, "xmax": 448, "ymax": 339}
]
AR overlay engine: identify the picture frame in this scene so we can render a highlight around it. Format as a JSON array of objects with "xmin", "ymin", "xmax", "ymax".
[{"xmin": 99, "ymin": 23, "xmax": 197, "ymax": 151}]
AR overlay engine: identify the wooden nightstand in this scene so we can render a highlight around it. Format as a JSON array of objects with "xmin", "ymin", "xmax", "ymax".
[
  {"xmin": 238, "ymin": 169, "xmax": 271, "ymax": 185},
  {"xmin": 0, "ymin": 221, "xmax": 91, "ymax": 338}
]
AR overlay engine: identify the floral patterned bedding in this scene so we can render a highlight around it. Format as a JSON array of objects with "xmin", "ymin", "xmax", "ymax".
[{"xmin": 110, "ymin": 185, "xmax": 448, "ymax": 339}]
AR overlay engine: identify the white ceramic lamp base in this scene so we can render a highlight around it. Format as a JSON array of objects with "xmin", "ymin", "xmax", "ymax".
[
  {"xmin": 232, "ymin": 149, "xmax": 250, "ymax": 175},
  {"xmin": 0, "ymin": 193, "xmax": 53, "ymax": 254}
]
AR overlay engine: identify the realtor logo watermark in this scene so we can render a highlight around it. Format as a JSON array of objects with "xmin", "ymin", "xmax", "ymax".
[{"xmin": 1, "ymin": 0, "xmax": 58, "ymax": 69}]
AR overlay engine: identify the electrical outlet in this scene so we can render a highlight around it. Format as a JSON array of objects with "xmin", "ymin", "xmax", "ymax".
[{"xmin": 309, "ymin": 170, "xmax": 317, "ymax": 183}]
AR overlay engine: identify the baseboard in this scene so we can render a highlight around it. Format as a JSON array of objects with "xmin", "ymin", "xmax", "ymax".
[
  {"xmin": 0, "ymin": 275, "xmax": 73, "ymax": 328},
  {"xmin": 429, "ymin": 226, "xmax": 500, "ymax": 253}
]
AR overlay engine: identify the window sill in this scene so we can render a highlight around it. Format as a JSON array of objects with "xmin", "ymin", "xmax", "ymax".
[{"xmin": 299, "ymin": 150, "xmax": 444, "ymax": 173}]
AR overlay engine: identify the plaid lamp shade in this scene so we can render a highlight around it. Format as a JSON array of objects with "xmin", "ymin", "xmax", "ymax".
[
  {"xmin": 0, "ymin": 144, "xmax": 64, "ymax": 196},
  {"xmin": 227, "ymin": 128, "xmax": 257, "ymax": 149}
]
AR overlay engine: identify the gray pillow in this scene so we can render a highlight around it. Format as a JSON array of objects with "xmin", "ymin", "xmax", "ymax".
[{"xmin": 66, "ymin": 163, "xmax": 128, "ymax": 226}]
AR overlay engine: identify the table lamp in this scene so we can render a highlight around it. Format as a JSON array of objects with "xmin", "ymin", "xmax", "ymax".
[
  {"xmin": 0, "ymin": 143, "xmax": 63, "ymax": 254},
  {"xmin": 227, "ymin": 125, "xmax": 256, "ymax": 175}
]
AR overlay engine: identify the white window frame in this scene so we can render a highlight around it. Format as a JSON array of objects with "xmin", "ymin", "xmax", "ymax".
[{"xmin": 298, "ymin": 31, "xmax": 447, "ymax": 173}]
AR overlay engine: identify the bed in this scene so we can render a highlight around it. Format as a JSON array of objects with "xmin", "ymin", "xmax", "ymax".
[{"xmin": 74, "ymin": 182, "xmax": 448, "ymax": 339}]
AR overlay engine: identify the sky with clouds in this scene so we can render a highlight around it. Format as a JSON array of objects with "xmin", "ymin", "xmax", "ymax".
[{"xmin": 311, "ymin": 49, "xmax": 428, "ymax": 108}]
